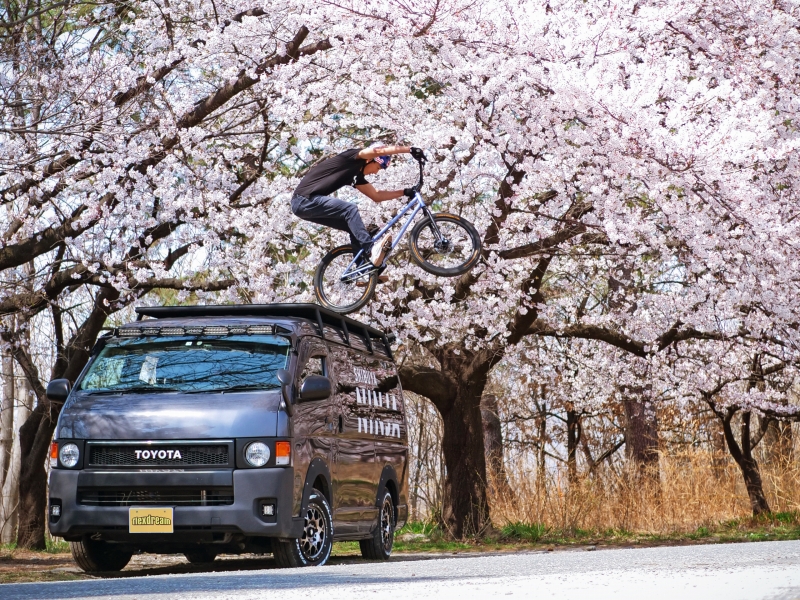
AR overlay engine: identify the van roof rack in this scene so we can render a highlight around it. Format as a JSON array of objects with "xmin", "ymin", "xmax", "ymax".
[{"xmin": 134, "ymin": 304, "xmax": 394, "ymax": 359}]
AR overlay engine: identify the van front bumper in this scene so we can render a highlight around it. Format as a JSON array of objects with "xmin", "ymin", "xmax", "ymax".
[{"xmin": 48, "ymin": 468, "xmax": 303, "ymax": 540}]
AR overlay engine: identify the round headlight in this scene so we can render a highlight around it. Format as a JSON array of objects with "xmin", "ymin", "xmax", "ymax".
[
  {"xmin": 245, "ymin": 442, "xmax": 270, "ymax": 467},
  {"xmin": 59, "ymin": 443, "xmax": 80, "ymax": 468}
]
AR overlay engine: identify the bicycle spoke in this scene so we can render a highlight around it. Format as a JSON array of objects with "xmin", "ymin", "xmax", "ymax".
[
  {"xmin": 415, "ymin": 221, "xmax": 476, "ymax": 270},
  {"xmin": 319, "ymin": 251, "xmax": 372, "ymax": 309}
]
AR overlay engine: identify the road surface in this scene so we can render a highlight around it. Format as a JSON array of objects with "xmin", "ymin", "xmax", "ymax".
[{"xmin": 4, "ymin": 540, "xmax": 800, "ymax": 599}]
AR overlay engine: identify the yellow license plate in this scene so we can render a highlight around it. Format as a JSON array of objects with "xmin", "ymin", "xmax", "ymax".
[{"xmin": 129, "ymin": 507, "xmax": 174, "ymax": 533}]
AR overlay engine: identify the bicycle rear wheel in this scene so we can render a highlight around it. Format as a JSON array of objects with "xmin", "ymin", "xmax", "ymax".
[
  {"xmin": 409, "ymin": 213, "xmax": 482, "ymax": 277},
  {"xmin": 314, "ymin": 245, "xmax": 377, "ymax": 314}
]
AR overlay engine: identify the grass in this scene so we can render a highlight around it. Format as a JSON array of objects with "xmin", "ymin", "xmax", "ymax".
[
  {"xmin": 375, "ymin": 512, "xmax": 800, "ymax": 554},
  {"xmin": 0, "ymin": 536, "xmax": 70, "ymax": 555}
]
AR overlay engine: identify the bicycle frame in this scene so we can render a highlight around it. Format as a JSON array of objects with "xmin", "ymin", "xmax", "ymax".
[{"xmin": 339, "ymin": 191, "xmax": 442, "ymax": 282}]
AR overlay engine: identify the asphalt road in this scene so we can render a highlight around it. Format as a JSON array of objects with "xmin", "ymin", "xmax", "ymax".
[{"xmin": 4, "ymin": 540, "xmax": 800, "ymax": 600}]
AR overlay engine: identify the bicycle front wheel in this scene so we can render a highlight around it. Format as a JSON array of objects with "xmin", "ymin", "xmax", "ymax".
[
  {"xmin": 314, "ymin": 245, "xmax": 377, "ymax": 314},
  {"xmin": 409, "ymin": 213, "xmax": 482, "ymax": 277}
]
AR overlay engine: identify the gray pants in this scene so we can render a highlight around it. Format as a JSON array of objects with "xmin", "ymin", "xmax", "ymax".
[{"xmin": 291, "ymin": 194, "xmax": 372, "ymax": 251}]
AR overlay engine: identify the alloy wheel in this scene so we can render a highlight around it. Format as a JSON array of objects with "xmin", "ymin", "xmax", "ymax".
[{"xmin": 300, "ymin": 505, "xmax": 327, "ymax": 561}]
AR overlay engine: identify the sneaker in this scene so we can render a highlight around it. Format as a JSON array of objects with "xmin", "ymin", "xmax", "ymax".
[{"xmin": 369, "ymin": 235, "xmax": 392, "ymax": 268}]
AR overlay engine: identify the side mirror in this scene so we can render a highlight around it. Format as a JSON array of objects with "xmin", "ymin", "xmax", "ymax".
[
  {"xmin": 276, "ymin": 369, "xmax": 293, "ymax": 416},
  {"xmin": 46, "ymin": 379, "xmax": 71, "ymax": 403},
  {"xmin": 299, "ymin": 375, "xmax": 332, "ymax": 402}
]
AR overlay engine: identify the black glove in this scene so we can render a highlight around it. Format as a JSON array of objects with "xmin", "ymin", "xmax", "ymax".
[
  {"xmin": 403, "ymin": 188, "xmax": 416, "ymax": 198},
  {"xmin": 410, "ymin": 147, "xmax": 426, "ymax": 161}
]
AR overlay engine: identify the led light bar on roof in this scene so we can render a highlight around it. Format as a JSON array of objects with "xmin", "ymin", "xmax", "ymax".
[
  {"xmin": 116, "ymin": 324, "xmax": 280, "ymax": 337},
  {"xmin": 160, "ymin": 327, "xmax": 185, "ymax": 336},
  {"xmin": 247, "ymin": 325, "xmax": 273, "ymax": 334},
  {"xmin": 203, "ymin": 326, "xmax": 228, "ymax": 336}
]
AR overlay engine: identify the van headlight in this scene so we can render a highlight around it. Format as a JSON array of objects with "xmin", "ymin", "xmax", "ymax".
[
  {"xmin": 245, "ymin": 442, "xmax": 270, "ymax": 467},
  {"xmin": 59, "ymin": 443, "xmax": 80, "ymax": 468}
]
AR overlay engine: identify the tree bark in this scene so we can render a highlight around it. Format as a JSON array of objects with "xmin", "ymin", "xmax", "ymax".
[
  {"xmin": 13, "ymin": 311, "xmax": 42, "ymax": 549},
  {"xmin": 0, "ymin": 335, "xmax": 17, "ymax": 543},
  {"xmin": 759, "ymin": 416, "xmax": 793, "ymax": 467},
  {"xmin": 7, "ymin": 360, "xmax": 32, "ymax": 545},
  {"xmin": 0, "ymin": 434, "xmax": 21, "ymax": 544},
  {"xmin": 622, "ymin": 394, "xmax": 659, "ymax": 477},
  {"xmin": 439, "ymin": 381, "xmax": 490, "ymax": 538},
  {"xmin": 566, "ymin": 405, "xmax": 581, "ymax": 486},
  {"xmin": 713, "ymin": 405, "xmax": 771, "ymax": 515},
  {"xmin": 481, "ymin": 394, "xmax": 515, "ymax": 503},
  {"xmin": 0, "ymin": 336, "xmax": 14, "ymax": 486}
]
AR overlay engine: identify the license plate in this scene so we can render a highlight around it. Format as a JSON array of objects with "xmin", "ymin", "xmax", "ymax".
[{"xmin": 129, "ymin": 507, "xmax": 173, "ymax": 533}]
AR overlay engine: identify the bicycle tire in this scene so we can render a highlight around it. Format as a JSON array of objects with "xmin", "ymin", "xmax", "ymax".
[
  {"xmin": 409, "ymin": 213, "xmax": 482, "ymax": 277},
  {"xmin": 314, "ymin": 245, "xmax": 377, "ymax": 314}
]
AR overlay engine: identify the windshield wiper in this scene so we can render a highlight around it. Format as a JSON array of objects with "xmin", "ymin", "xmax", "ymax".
[{"xmin": 84, "ymin": 386, "xmax": 179, "ymax": 395}]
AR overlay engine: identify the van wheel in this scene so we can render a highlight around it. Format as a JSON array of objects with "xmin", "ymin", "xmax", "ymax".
[
  {"xmin": 184, "ymin": 547, "xmax": 217, "ymax": 564},
  {"xmin": 273, "ymin": 488, "xmax": 333, "ymax": 568},
  {"xmin": 360, "ymin": 491, "xmax": 395, "ymax": 560},
  {"xmin": 70, "ymin": 536, "xmax": 133, "ymax": 572}
]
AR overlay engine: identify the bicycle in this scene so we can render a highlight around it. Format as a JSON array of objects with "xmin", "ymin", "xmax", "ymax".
[{"xmin": 313, "ymin": 149, "xmax": 482, "ymax": 314}]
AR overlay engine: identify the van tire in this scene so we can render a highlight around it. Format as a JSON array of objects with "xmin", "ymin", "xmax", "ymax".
[
  {"xmin": 359, "ymin": 491, "xmax": 395, "ymax": 560},
  {"xmin": 70, "ymin": 536, "xmax": 133, "ymax": 572},
  {"xmin": 184, "ymin": 547, "xmax": 217, "ymax": 564},
  {"xmin": 273, "ymin": 489, "xmax": 333, "ymax": 568}
]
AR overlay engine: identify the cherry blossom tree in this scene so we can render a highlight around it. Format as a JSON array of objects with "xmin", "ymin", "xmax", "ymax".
[
  {"xmin": 343, "ymin": 0, "xmax": 800, "ymax": 533},
  {"xmin": 0, "ymin": 0, "xmax": 406, "ymax": 547},
  {"xmin": 3, "ymin": 0, "xmax": 800, "ymax": 545}
]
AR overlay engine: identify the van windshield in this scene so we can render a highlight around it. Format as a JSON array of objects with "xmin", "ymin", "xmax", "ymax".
[{"xmin": 79, "ymin": 335, "xmax": 290, "ymax": 394}]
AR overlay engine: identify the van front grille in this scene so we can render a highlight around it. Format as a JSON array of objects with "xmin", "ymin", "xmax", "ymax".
[
  {"xmin": 78, "ymin": 487, "xmax": 234, "ymax": 506},
  {"xmin": 88, "ymin": 445, "xmax": 229, "ymax": 467}
]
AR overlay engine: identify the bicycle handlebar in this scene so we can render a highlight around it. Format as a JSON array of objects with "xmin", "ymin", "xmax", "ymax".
[{"xmin": 411, "ymin": 148, "xmax": 427, "ymax": 192}]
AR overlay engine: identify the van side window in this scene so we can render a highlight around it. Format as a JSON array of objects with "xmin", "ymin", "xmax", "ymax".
[{"xmin": 300, "ymin": 356, "xmax": 325, "ymax": 381}]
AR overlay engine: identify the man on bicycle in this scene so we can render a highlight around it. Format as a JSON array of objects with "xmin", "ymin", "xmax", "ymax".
[{"xmin": 291, "ymin": 145, "xmax": 418, "ymax": 269}]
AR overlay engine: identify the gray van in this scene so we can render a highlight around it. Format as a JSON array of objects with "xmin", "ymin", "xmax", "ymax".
[{"xmin": 47, "ymin": 304, "xmax": 408, "ymax": 571}]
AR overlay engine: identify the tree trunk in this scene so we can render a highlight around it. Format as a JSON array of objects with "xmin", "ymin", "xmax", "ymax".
[
  {"xmin": 566, "ymin": 405, "xmax": 581, "ymax": 486},
  {"xmin": 0, "ymin": 432, "xmax": 21, "ymax": 544},
  {"xmin": 439, "ymin": 382, "xmax": 490, "ymax": 537},
  {"xmin": 536, "ymin": 399, "xmax": 547, "ymax": 501},
  {"xmin": 1, "ymin": 339, "xmax": 14, "ymax": 486},
  {"xmin": 410, "ymin": 400, "xmax": 424, "ymax": 522},
  {"xmin": 759, "ymin": 416, "xmax": 793, "ymax": 467},
  {"xmin": 14, "ymin": 318, "xmax": 43, "ymax": 549},
  {"xmin": 0, "ymin": 338, "xmax": 17, "ymax": 543},
  {"xmin": 481, "ymin": 394, "xmax": 515, "ymax": 503},
  {"xmin": 718, "ymin": 408, "xmax": 771, "ymax": 515},
  {"xmin": 622, "ymin": 395, "xmax": 659, "ymax": 477}
]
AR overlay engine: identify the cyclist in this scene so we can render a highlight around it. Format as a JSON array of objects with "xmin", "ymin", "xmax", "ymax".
[{"xmin": 291, "ymin": 145, "xmax": 417, "ymax": 270}]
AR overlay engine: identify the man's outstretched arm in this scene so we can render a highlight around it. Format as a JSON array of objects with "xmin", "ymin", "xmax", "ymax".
[
  {"xmin": 357, "ymin": 145, "xmax": 411, "ymax": 160},
  {"xmin": 354, "ymin": 183, "xmax": 408, "ymax": 202}
]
